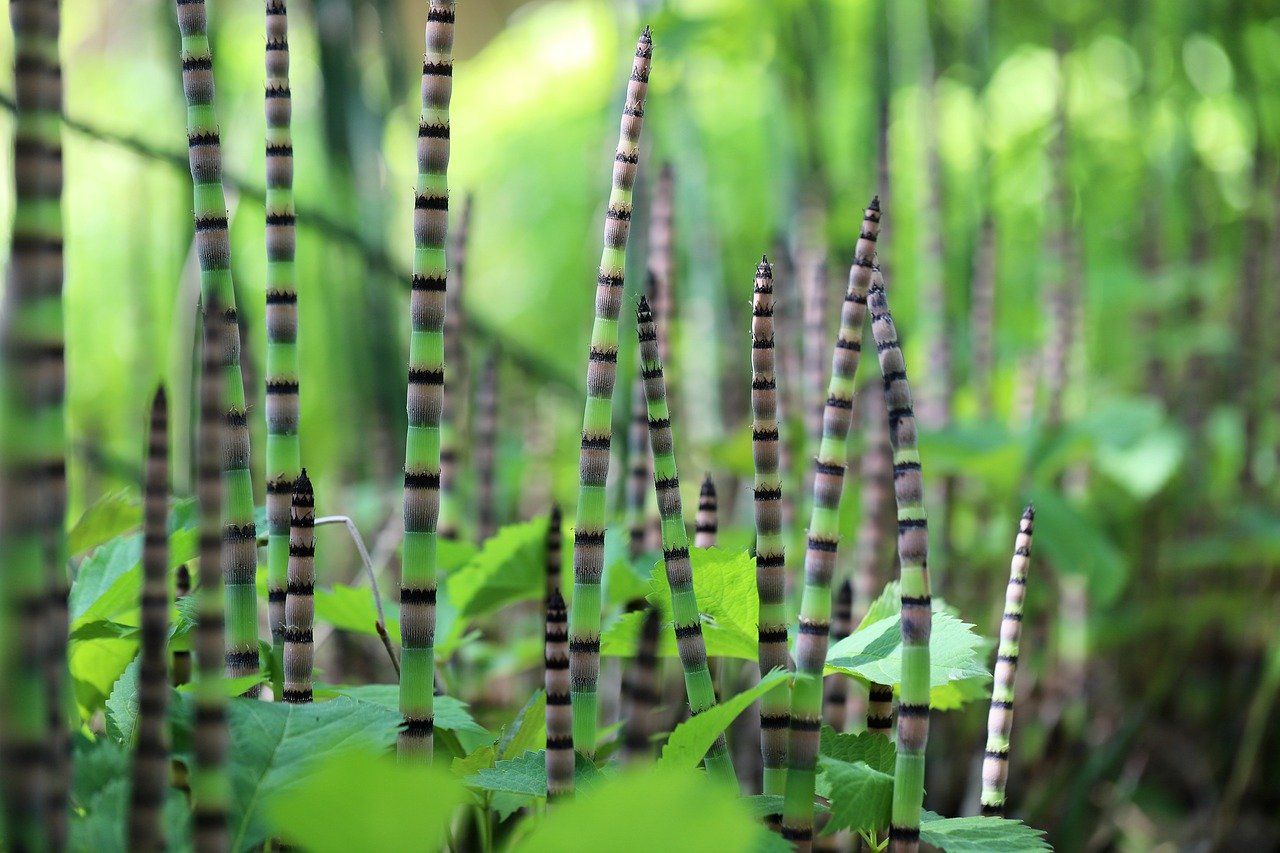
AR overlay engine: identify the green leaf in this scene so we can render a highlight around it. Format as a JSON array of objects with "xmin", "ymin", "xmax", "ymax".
[
  {"xmin": 268, "ymin": 748, "xmax": 465, "ymax": 853},
  {"xmin": 446, "ymin": 517, "xmax": 549, "ymax": 620},
  {"xmin": 740, "ymin": 793, "xmax": 829, "ymax": 820},
  {"xmin": 68, "ymin": 491, "xmax": 141, "ymax": 555},
  {"xmin": 315, "ymin": 683, "xmax": 490, "ymax": 739},
  {"xmin": 918, "ymin": 811, "xmax": 1052, "ymax": 852},
  {"xmin": 175, "ymin": 674, "xmax": 266, "ymax": 698},
  {"xmin": 70, "ymin": 528, "xmax": 198, "ymax": 625},
  {"xmin": 312, "ymin": 583, "xmax": 465, "ymax": 657},
  {"xmin": 452, "ymin": 744, "xmax": 496, "ymax": 779},
  {"xmin": 858, "ymin": 580, "xmax": 901, "ymax": 629},
  {"xmin": 817, "ymin": 726, "xmax": 896, "ymax": 773},
  {"xmin": 71, "ymin": 735, "xmax": 192, "ymax": 852},
  {"xmin": 499, "ymin": 690, "xmax": 547, "ymax": 760},
  {"xmin": 659, "ymin": 668, "xmax": 789, "ymax": 770},
  {"xmin": 1028, "ymin": 487, "xmax": 1128, "ymax": 605},
  {"xmin": 817, "ymin": 755, "xmax": 894, "ymax": 836},
  {"xmin": 466, "ymin": 749, "xmax": 602, "ymax": 798},
  {"xmin": 105, "ymin": 658, "xmax": 141, "ymax": 745}
]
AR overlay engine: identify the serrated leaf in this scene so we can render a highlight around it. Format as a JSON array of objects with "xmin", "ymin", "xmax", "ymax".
[
  {"xmin": 68, "ymin": 491, "xmax": 141, "ymax": 556},
  {"xmin": 859, "ymin": 581, "xmax": 901, "ymax": 629},
  {"xmin": 499, "ymin": 690, "xmax": 547, "ymax": 760},
  {"xmin": 817, "ymin": 755, "xmax": 894, "ymax": 836},
  {"xmin": 105, "ymin": 658, "xmax": 141, "ymax": 744},
  {"xmin": 659, "ymin": 668, "xmax": 788, "ymax": 770},
  {"xmin": 918, "ymin": 811, "xmax": 1053, "ymax": 852},
  {"xmin": 818, "ymin": 726, "xmax": 896, "ymax": 773},
  {"xmin": 466, "ymin": 749, "xmax": 602, "ymax": 798},
  {"xmin": 452, "ymin": 744, "xmax": 497, "ymax": 779},
  {"xmin": 447, "ymin": 517, "xmax": 549, "ymax": 620},
  {"xmin": 315, "ymin": 683, "xmax": 489, "ymax": 739}
]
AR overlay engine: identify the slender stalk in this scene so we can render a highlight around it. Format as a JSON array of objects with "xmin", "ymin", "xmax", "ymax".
[
  {"xmin": 283, "ymin": 471, "xmax": 315, "ymax": 704},
  {"xmin": 750, "ymin": 256, "xmax": 791, "ymax": 798},
  {"xmin": 397, "ymin": 0, "xmax": 455, "ymax": 761},
  {"xmin": 173, "ymin": 563, "xmax": 193, "ymax": 686},
  {"xmin": 621, "ymin": 606, "xmax": 662, "ymax": 763},
  {"xmin": 174, "ymin": 0, "xmax": 261, "ymax": 691},
  {"xmin": 822, "ymin": 580, "xmax": 853, "ymax": 730},
  {"xmin": 694, "ymin": 473, "xmax": 717, "ymax": 548},
  {"xmin": 626, "ymin": 365, "xmax": 652, "ymax": 559},
  {"xmin": 194, "ymin": 301, "xmax": 231, "ymax": 853},
  {"xmin": 439, "ymin": 194, "xmax": 474, "ymax": 541},
  {"xmin": 637, "ymin": 296, "xmax": 737, "ymax": 786},
  {"xmin": 568, "ymin": 27, "xmax": 652, "ymax": 757},
  {"xmin": 769, "ymin": 241, "xmax": 799, "ymax": 544},
  {"xmin": 475, "ymin": 350, "xmax": 499, "ymax": 542},
  {"xmin": 545, "ymin": 589, "xmax": 573, "ymax": 800},
  {"xmin": 546, "ymin": 504, "xmax": 562, "ymax": 602},
  {"xmin": 263, "ymin": 0, "xmax": 301, "ymax": 703},
  {"xmin": 130, "ymin": 388, "xmax": 171, "ymax": 853},
  {"xmin": 781, "ymin": 199, "xmax": 879, "ymax": 849},
  {"xmin": 867, "ymin": 684, "xmax": 895, "ymax": 738},
  {"xmin": 981, "ymin": 505, "xmax": 1035, "ymax": 817},
  {"xmin": 855, "ymin": 379, "xmax": 895, "ymax": 737},
  {"xmin": 869, "ymin": 270, "xmax": 933, "ymax": 853}
]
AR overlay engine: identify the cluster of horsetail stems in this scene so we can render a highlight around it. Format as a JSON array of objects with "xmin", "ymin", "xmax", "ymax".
[
  {"xmin": 174, "ymin": 0, "xmax": 261, "ymax": 691},
  {"xmin": 194, "ymin": 301, "xmax": 231, "ymax": 853},
  {"xmin": 475, "ymin": 350, "xmax": 500, "ymax": 542},
  {"xmin": 636, "ymin": 296, "xmax": 737, "ymax": 786},
  {"xmin": 823, "ymin": 580, "xmax": 854, "ymax": 730},
  {"xmin": 620, "ymin": 605, "xmax": 662, "ymax": 763},
  {"xmin": 439, "ymin": 194, "xmax": 473, "ymax": 541},
  {"xmin": 545, "ymin": 504, "xmax": 562, "ymax": 602},
  {"xmin": 568, "ymin": 26, "xmax": 651, "ymax": 757},
  {"xmin": 397, "ymin": 0, "xmax": 455, "ymax": 761},
  {"xmin": 695, "ymin": 473, "xmax": 718, "ymax": 548},
  {"xmin": 748, "ymin": 256, "xmax": 792, "ymax": 798},
  {"xmin": 131, "ymin": 388, "xmax": 171, "ymax": 853},
  {"xmin": 282, "ymin": 471, "xmax": 316, "ymax": 704},
  {"xmin": 544, "ymin": 589, "xmax": 574, "ymax": 801},
  {"xmin": 263, "ymin": 0, "xmax": 302, "ymax": 701},
  {"xmin": 868, "ymin": 268, "xmax": 933, "ymax": 853},
  {"xmin": 981, "ymin": 506, "xmax": 1036, "ymax": 817},
  {"xmin": 626, "ymin": 363, "xmax": 652, "ymax": 558},
  {"xmin": 781, "ymin": 198, "xmax": 879, "ymax": 849}
]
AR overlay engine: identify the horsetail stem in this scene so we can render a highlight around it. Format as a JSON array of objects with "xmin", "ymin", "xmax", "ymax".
[
  {"xmin": 282, "ymin": 471, "xmax": 315, "ymax": 704},
  {"xmin": 822, "ymin": 580, "xmax": 853, "ymax": 730},
  {"xmin": 868, "ymin": 269, "xmax": 933, "ymax": 853},
  {"xmin": 194, "ymin": 301, "xmax": 231, "ymax": 853},
  {"xmin": 475, "ymin": 350, "xmax": 499, "ymax": 542},
  {"xmin": 626, "ymin": 354, "xmax": 652, "ymax": 559},
  {"xmin": 867, "ymin": 683, "xmax": 895, "ymax": 738},
  {"xmin": 130, "ymin": 387, "xmax": 171, "ymax": 853},
  {"xmin": 749, "ymin": 255, "xmax": 792, "ymax": 797},
  {"xmin": 781, "ymin": 198, "xmax": 880, "ymax": 850},
  {"xmin": 173, "ymin": 563, "xmax": 193, "ymax": 687},
  {"xmin": 546, "ymin": 504, "xmax": 563, "ymax": 602},
  {"xmin": 650, "ymin": 164, "xmax": 675, "ymax": 370},
  {"xmin": 545, "ymin": 589, "xmax": 573, "ymax": 800},
  {"xmin": 855, "ymin": 379, "xmax": 895, "ymax": 738},
  {"xmin": 769, "ymin": 239, "xmax": 800, "ymax": 542},
  {"xmin": 981, "ymin": 506, "xmax": 1035, "ymax": 817},
  {"xmin": 174, "ymin": 0, "xmax": 261, "ymax": 691},
  {"xmin": 801, "ymin": 253, "xmax": 830, "ymax": 457},
  {"xmin": 397, "ymin": 0, "xmax": 455, "ymax": 761},
  {"xmin": 695, "ymin": 473, "xmax": 717, "ymax": 549},
  {"xmin": 621, "ymin": 605, "xmax": 662, "ymax": 763},
  {"xmin": 263, "ymin": 0, "xmax": 301, "ymax": 703},
  {"xmin": 636, "ymin": 296, "xmax": 737, "ymax": 787},
  {"xmin": 439, "ymin": 194, "xmax": 473, "ymax": 542},
  {"xmin": 568, "ymin": 27, "xmax": 652, "ymax": 757}
]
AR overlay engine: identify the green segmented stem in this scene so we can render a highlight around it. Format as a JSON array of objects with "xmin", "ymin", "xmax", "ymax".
[
  {"xmin": 822, "ymin": 580, "xmax": 853, "ymax": 730},
  {"xmin": 194, "ymin": 301, "xmax": 231, "ymax": 853},
  {"xmin": 398, "ymin": 0, "xmax": 455, "ymax": 761},
  {"xmin": 131, "ymin": 388, "xmax": 171, "ymax": 853},
  {"xmin": 282, "ymin": 471, "xmax": 315, "ymax": 704},
  {"xmin": 636, "ymin": 296, "xmax": 737, "ymax": 787},
  {"xmin": 173, "ymin": 563, "xmax": 193, "ymax": 686},
  {"xmin": 781, "ymin": 199, "xmax": 880, "ymax": 850},
  {"xmin": 545, "ymin": 589, "xmax": 573, "ymax": 800},
  {"xmin": 475, "ymin": 351, "xmax": 499, "ymax": 542},
  {"xmin": 264, "ymin": 0, "xmax": 300, "ymax": 703},
  {"xmin": 626, "ymin": 363, "xmax": 652, "ymax": 558},
  {"xmin": 174, "ymin": 0, "xmax": 260, "ymax": 691},
  {"xmin": 981, "ymin": 506, "xmax": 1035, "ymax": 817},
  {"xmin": 749, "ymin": 256, "xmax": 791, "ymax": 798},
  {"xmin": 868, "ymin": 269, "xmax": 933, "ymax": 853},
  {"xmin": 439, "ymin": 195, "xmax": 473, "ymax": 542},
  {"xmin": 568, "ymin": 26, "xmax": 652, "ymax": 757},
  {"xmin": 546, "ymin": 504, "xmax": 563, "ymax": 602},
  {"xmin": 621, "ymin": 605, "xmax": 662, "ymax": 763},
  {"xmin": 694, "ymin": 474, "xmax": 717, "ymax": 549},
  {"xmin": 867, "ymin": 683, "xmax": 894, "ymax": 738},
  {"xmin": 769, "ymin": 240, "xmax": 800, "ymax": 542},
  {"xmin": 855, "ymin": 379, "xmax": 895, "ymax": 737}
]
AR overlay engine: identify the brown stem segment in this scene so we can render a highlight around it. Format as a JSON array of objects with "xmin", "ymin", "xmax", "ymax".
[
  {"xmin": 621, "ymin": 606, "xmax": 662, "ymax": 763},
  {"xmin": 694, "ymin": 473, "xmax": 717, "ymax": 549},
  {"xmin": 283, "ymin": 471, "xmax": 315, "ymax": 704},
  {"xmin": 545, "ymin": 589, "xmax": 573, "ymax": 800}
]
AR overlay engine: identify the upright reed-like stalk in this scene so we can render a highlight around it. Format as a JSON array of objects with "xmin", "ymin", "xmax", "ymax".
[
  {"xmin": 194, "ymin": 302, "xmax": 231, "ymax": 853},
  {"xmin": 174, "ymin": 0, "xmax": 260, "ymax": 690},
  {"xmin": 781, "ymin": 199, "xmax": 879, "ymax": 850},
  {"xmin": 546, "ymin": 504, "xmax": 562, "ymax": 602},
  {"xmin": 869, "ymin": 270, "xmax": 933, "ymax": 853},
  {"xmin": 283, "ymin": 471, "xmax": 315, "ymax": 704},
  {"xmin": 855, "ymin": 380, "xmax": 895, "ymax": 737},
  {"xmin": 981, "ymin": 506, "xmax": 1035, "ymax": 817},
  {"xmin": 568, "ymin": 27, "xmax": 652, "ymax": 756},
  {"xmin": 439, "ymin": 195, "xmax": 473, "ymax": 541},
  {"xmin": 695, "ymin": 474, "xmax": 717, "ymax": 548},
  {"xmin": 263, "ymin": 0, "xmax": 301, "ymax": 702},
  {"xmin": 637, "ymin": 296, "xmax": 737, "ymax": 786},
  {"xmin": 621, "ymin": 606, "xmax": 662, "ymax": 763},
  {"xmin": 626, "ymin": 365, "xmax": 652, "ymax": 558},
  {"xmin": 130, "ymin": 388, "xmax": 171, "ymax": 853},
  {"xmin": 769, "ymin": 242, "xmax": 799, "ymax": 542},
  {"xmin": 545, "ymin": 589, "xmax": 573, "ymax": 800},
  {"xmin": 475, "ymin": 351, "xmax": 499, "ymax": 542},
  {"xmin": 397, "ymin": 0, "xmax": 455, "ymax": 761},
  {"xmin": 172, "ymin": 564, "xmax": 193, "ymax": 686},
  {"xmin": 822, "ymin": 581, "xmax": 853, "ymax": 730}
]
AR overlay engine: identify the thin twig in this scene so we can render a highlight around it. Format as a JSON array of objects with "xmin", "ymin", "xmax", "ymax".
[{"xmin": 314, "ymin": 515, "xmax": 398, "ymax": 674}]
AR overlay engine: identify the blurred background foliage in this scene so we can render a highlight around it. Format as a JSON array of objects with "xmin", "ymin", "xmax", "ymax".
[{"xmin": 4, "ymin": 0, "xmax": 1280, "ymax": 848}]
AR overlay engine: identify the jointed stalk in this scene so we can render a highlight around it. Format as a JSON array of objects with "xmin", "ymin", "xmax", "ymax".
[
  {"xmin": 545, "ymin": 589, "xmax": 573, "ymax": 801},
  {"xmin": 981, "ymin": 506, "xmax": 1035, "ymax": 817},
  {"xmin": 822, "ymin": 580, "xmax": 853, "ymax": 730},
  {"xmin": 475, "ymin": 351, "xmax": 499, "ymax": 542},
  {"xmin": 283, "ymin": 471, "xmax": 315, "ymax": 704},
  {"xmin": 568, "ymin": 27, "xmax": 652, "ymax": 757},
  {"xmin": 397, "ymin": 0, "xmax": 455, "ymax": 761},
  {"xmin": 439, "ymin": 195, "xmax": 474, "ymax": 542},
  {"xmin": 636, "ymin": 296, "xmax": 737, "ymax": 787},
  {"xmin": 650, "ymin": 164, "xmax": 676, "ymax": 371},
  {"xmin": 131, "ymin": 388, "xmax": 171, "ymax": 853},
  {"xmin": 621, "ymin": 606, "xmax": 662, "ymax": 763},
  {"xmin": 173, "ymin": 564, "xmax": 193, "ymax": 686},
  {"xmin": 855, "ymin": 380, "xmax": 894, "ymax": 737},
  {"xmin": 174, "ymin": 0, "xmax": 260, "ymax": 691},
  {"xmin": 695, "ymin": 473, "xmax": 717, "ymax": 548},
  {"xmin": 781, "ymin": 199, "xmax": 880, "ymax": 849},
  {"xmin": 626, "ymin": 366, "xmax": 652, "ymax": 558},
  {"xmin": 546, "ymin": 504, "xmax": 562, "ymax": 602},
  {"xmin": 868, "ymin": 270, "xmax": 933, "ymax": 853},
  {"xmin": 264, "ymin": 0, "xmax": 302, "ymax": 703}
]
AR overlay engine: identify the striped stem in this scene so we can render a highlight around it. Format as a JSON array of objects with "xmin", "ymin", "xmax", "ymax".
[
  {"xmin": 174, "ymin": 0, "xmax": 260, "ymax": 691},
  {"xmin": 568, "ymin": 27, "xmax": 652, "ymax": 757},
  {"xmin": 397, "ymin": 0, "xmax": 455, "ymax": 761},
  {"xmin": 855, "ymin": 379, "xmax": 895, "ymax": 737},
  {"xmin": 263, "ymin": 0, "xmax": 301, "ymax": 703},
  {"xmin": 621, "ymin": 606, "xmax": 662, "ymax": 763},
  {"xmin": 822, "ymin": 580, "xmax": 853, "ymax": 730},
  {"xmin": 694, "ymin": 473, "xmax": 717, "ymax": 548},
  {"xmin": 981, "ymin": 506, "xmax": 1035, "ymax": 817},
  {"xmin": 626, "ymin": 363, "xmax": 652, "ymax": 559},
  {"xmin": 546, "ymin": 504, "xmax": 563, "ymax": 602},
  {"xmin": 193, "ymin": 301, "xmax": 231, "ymax": 853},
  {"xmin": 475, "ymin": 350, "xmax": 499, "ymax": 543},
  {"xmin": 636, "ymin": 296, "xmax": 737, "ymax": 787},
  {"xmin": 867, "ymin": 684, "xmax": 894, "ymax": 739},
  {"xmin": 130, "ymin": 388, "xmax": 171, "ymax": 853},
  {"xmin": 439, "ymin": 194, "xmax": 474, "ymax": 541},
  {"xmin": 868, "ymin": 270, "xmax": 933, "ymax": 853},
  {"xmin": 545, "ymin": 589, "xmax": 573, "ymax": 800},
  {"xmin": 172, "ymin": 563, "xmax": 193, "ymax": 686},
  {"xmin": 282, "ymin": 471, "xmax": 315, "ymax": 704},
  {"xmin": 750, "ymin": 256, "xmax": 791, "ymax": 797},
  {"xmin": 780, "ymin": 199, "xmax": 880, "ymax": 849}
]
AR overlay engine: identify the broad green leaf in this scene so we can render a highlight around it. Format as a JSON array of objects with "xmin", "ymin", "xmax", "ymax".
[
  {"xmin": 858, "ymin": 581, "xmax": 901, "ymax": 630},
  {"xmin": 70, "ymin": 528, "xmax": 199, "ymax": 627},
  {"xmin": 70, "ymin": 635, "xmax": 137, "ymax": 720},
  {"xmin": 68, "ymin": 491, "xmax": 141, "ymax": 555},
  {"xmin": 71, "ymin": 735, "xmax": 192, "ymax": 852},
  {"xmin": 499, "ymin": 690, "xmax": 547, "ymax": 760},
  {"xmin": 817, "ymin": 755, "xmax": 894, "ymax": 836},
  {"xmin": 447, "ymin": 517, "xmax": 550, "ymax": 619},
  {"xmin": 466, "ymin": 748, "xmax": 602, "ymax": 798},
  {"xmin": 918, "ymin": 811, "xmax": 1052, "ymax": 852},
  {"xmin": 1028, "ymin": 487, "xmax": 1128, "ymax": 605},
  {"xmin": 452, "ymin": 744, "xmax": 496, "ymax": 779},
  {"xmin": 817, "ymin": 726, "xmax": 896, "ymax": 773},
  {"xmin": 659, "ymin": 668, "xmax": 788, "ymax": 770},
  {"xmin": 930, "ymin": 674, "xmax": 994, "ymax": 711},
  {"xmin": 268, "ymin": 748, "xmax": 464, "ymax": 853},
  {"xmin": 315, "ymin": 683, "xmax": 490, "ymax": 739},
  {"xmin": 105, "ymin": 658, "xmax": 140, "ymax": 744},
  {"xmin": 175, "ymin": 674, "xmax": 267, "ymax": 697}
]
